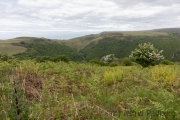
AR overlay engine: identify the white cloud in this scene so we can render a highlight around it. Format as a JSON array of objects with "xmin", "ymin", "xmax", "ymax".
[
  {"xmin": 0, "ymin": 0, "xmax": 180, "ymax": 39},
  {"xmin": 17, "ymin": 0, "xmax": 63, "ymax": 7}
]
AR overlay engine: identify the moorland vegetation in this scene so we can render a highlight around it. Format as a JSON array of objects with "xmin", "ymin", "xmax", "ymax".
[
  {"xmin": 1, "ymin": 28, "xmax": 180, "ymax": 119},
  {"xmin": 0, "ymin": 43, "xmax": 180, "ymax": 119}
]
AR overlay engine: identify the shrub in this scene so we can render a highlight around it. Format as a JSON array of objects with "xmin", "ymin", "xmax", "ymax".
[
  {"xmin": 0, "ymin": 54, "xmax": 12, "ymax": 62},
  {"xmin": 89, "ymin": 58, "xmax": 106, "ymax": 66},
  {"xmin": 122, "ymin": 58, "xmax": 133, "ymax": 66},
  {"xmin": 101, "ymin": 54, "xmax": 115, "ymax": 64},
  {"xmin": 104, "ymin": 70, "xmax": 123, "ymax": 85},
  {"xmin": 52, "ymin": 55, "xmax": 70, "ymax": 63},
  {"xmin": 129, "ymin": 42, "xmax": 164, "ymax": 67},
  {"xmin": 109, "ymin": 62, "xmax": 118, "ymax": 67},
  {"xmin": 36, "ymin": 55, "xmax": 70, "ymax": 63},
  {"xmin": 113, "ymin": 70, "xmax": 123, "ymax": 82},
  {"xmin": 160, "ymin": 60, "xmax": 174, "ymax": 65},
  {"xmin": 104, "ymin": 71, "xmax": 116, "ymax": 85},
  {"xmin": 35, "ymin": 56, "xmax": 51, "ymax": 62}
]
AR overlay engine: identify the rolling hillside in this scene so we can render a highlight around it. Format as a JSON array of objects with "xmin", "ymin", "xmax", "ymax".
[
  {"xmin": 153, "ymin": 28, "xmax": 180, "ymax": 35},
  {"xmin": 79, "ymin": 32, "xmax": 180, "ymax": 60},
  {"xmin": 1, "ymin": 28, "xmax": 180, "ymax": 61},
  {"xmin": 0, "ymin": 37, "xmax": 50, "ymax": 56},
  {"xmin": 57, "ymin": 30, "xmax": 169, "ymax": 51}
]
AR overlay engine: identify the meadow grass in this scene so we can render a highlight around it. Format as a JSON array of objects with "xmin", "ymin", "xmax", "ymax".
[
  {"xmin": 121, "ymin": 31, "xmax": 169, "ymax": 36},
  {"xmin": 0, "ymin": 43, "xmax": 26, "ymax": 56},
  {"xmin": 0, "ymin": 37, "xmax": 48, "ymax": 56},
  {"xmin": 0, "ymin": 60, "xmax": 180, "ymax": 119}
]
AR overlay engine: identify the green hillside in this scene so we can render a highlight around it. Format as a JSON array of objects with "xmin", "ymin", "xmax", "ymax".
[
  {"xmin": 0, "ymin": 37, "xmax": 50, "ymax": 56},
  {"xmin": 58, "ymin": 30, "xmax": 169, "ymax": 51},
  {"xmin": 1, "ymin": 28, "xmax": 180, "ymax": 62},
  {"xmin": 73, "ymin": 29, "xmax": 180, "ymax": 61},
  {"xmin": 80, "ymin": 34, "xmax": 180, "ymax": 61},
  {"xmin": 56, "ymin": 34, "xmax": 101, "ymax": 50},
  {"xmin": 153, "ymin": 28, "xmax": 180, "ymax": 35},
  {"xmin": 14, "ymin": 39, "xmax": 83, "ymax": 61}
]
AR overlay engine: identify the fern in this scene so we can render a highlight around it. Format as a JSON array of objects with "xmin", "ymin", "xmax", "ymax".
[
  {"xmin": 6, "ymin": 69, "xmax": 30, "ymax": 120},
  {"xmin": 152, "ymin": 66, "xmax": 177, "ymax": 86},
  {"xmin": 149, "ymin": 100, "xmax": 166, "ymax": 112}
]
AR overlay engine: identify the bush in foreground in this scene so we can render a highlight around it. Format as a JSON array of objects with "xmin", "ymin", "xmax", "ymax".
[{"xmin": 129, "ymin": 42, "xmax": 164, "ymax": 67}]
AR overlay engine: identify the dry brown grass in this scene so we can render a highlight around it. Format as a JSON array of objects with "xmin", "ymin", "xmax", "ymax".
[{"xmin": 15, "ymin": 67, "xmax": 43, "ymax": 99}]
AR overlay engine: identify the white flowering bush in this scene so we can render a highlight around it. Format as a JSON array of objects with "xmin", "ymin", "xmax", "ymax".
[
  {"xmin": 129, "ymin": 43, "xmax": 164, "ymax": 67},
  {"xmin": 101, "ymin": 54, "xmax": 115, "ymax": 64}
]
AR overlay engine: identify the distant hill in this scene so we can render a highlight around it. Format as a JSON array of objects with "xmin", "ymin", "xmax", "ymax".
[
  {"xmin": 0, "ymin": 37, "xmax": 39, "ymax": 56},
  {"xmin": 58, "ymin": 29, "xmax": 170, "ymax": 50},
  {"xmin": 9, "ymin": 37, "xmax": 83, "ymax": 61},
  {"xmin": 1, "ymin": 28, "xmax": 180, "ymax": 61},
  {"xmin": 65, "ymin": 28, "xmax": 180, "ymax": 61},
  {"xmin": 0, "ymin": 37, "xmax": 82, "ymax": 61},
  {"xmin": 56, "ymin": 34, "xmax": 101, "ymax": 50},
  {"xmin": 152, "ymin": 28, "xmax": 180, "ymax": 35},
  {"xmin": 79, "ymin": 33, "xmax": 180, "ymax": 61}
]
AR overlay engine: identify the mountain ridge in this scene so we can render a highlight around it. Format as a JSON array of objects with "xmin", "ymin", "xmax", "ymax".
[{"xmin": 1, "ymin": 28, "xmax": 180, "ymax": 61}]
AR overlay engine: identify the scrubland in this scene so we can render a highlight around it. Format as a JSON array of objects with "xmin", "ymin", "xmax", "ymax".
[{"xmin": 0, "ymin": 60, "xmax": 180, "ymax": 119}]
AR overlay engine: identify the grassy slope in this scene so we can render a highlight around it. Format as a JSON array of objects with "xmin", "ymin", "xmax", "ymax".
[
  {"xmin": 0, "ymin": 37, "xmax": 52, "ymax": 56},
  {"xmin": 56, "ymin": 34, "xmax": 101, "ymax": 50},
  {"xmin": 0, "ymin": 37, "xmax": 35, "ymax": 55},
  {"xmin": 153, "ymin": 28, "xmax": 180, "ymax": 35},
  {"xmin": 0, "ymin": 43, "xmax": 26, "ymax": 55},
  {"xmin": 0, "ymin": 38, "xmax": 32, "ymax": 43},
  {"xmin": 121, "ymin": 30, "xmax": 169, "ymax": 36},
  {"xmin": 58, "ymin": 31, "xmax": 169, "ymax": 49},
  {"xmin": 1, "ymin": 60, "xmax": 180, "ymax": 119}
]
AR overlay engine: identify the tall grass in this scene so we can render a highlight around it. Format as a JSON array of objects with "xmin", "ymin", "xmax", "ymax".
[
  {"xmin": 0, "ymin": 60, "xmax": 180, "ymax": 119},
  {"xmin": 152, "ymin": 65, "xmax": 177, "ymax": 86}
]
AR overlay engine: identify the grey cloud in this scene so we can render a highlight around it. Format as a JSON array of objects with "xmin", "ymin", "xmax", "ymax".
[
  {"xmin": 110, "ymin": 0, "xmax": 180, "ymax": 6},
  {"xmin": 0, "ymin": 0, "xmax": 180, "ymax": 39}
]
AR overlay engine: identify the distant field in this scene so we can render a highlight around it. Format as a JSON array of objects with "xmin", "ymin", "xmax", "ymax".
[
  {"xmin": 0, "ymin": 43, "xmax": 26, "ymax": 55},
  {"xmin": 56, "ymin": 34, "xmax": 101, "ymax": 50},
  {"xmin": 0, "ymin": 37, "xmax": 48, "ymax": 56},
  {"xmin": 0, "ymin": 37, "xmax": 49, "ymax": 44},
  {"xmin": 121, "ymin": 31, "xmax": 169, "ymax": 36}
]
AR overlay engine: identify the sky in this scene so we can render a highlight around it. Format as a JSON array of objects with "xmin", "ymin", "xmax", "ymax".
[{"xmin": 1, "ymin": 0, "xmax": 180, "ymax": 39}]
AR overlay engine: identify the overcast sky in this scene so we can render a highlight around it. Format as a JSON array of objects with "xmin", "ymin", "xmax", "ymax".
[{"xmin": 1, "ymin": 0, "xmax": 180, "ymax": 39}]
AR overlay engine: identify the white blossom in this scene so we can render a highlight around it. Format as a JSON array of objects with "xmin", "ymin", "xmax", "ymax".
[
  {"xmin": 129, "ymin": 42, "xmax": 164, "ymax": 67},
  {"xmin": 101, "ymin": 54, "xmax": 115, "ymax": 64}
]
